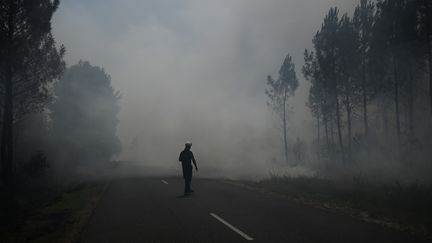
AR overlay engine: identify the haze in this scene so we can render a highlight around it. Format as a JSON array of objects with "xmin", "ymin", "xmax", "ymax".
[
  {"xmin": 51, "ymin": 0, "xmax": 356, "ymax": 179},
  {"xmin": 3, "ymin": 0, "xmax": 432, "ymax": 241}
]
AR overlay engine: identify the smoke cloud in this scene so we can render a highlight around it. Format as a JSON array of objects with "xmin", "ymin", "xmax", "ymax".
[{"xmin": 51, "ymin": 0, "xmax": 357, "ymax": 179}]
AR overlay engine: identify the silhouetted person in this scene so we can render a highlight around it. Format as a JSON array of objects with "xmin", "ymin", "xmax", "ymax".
[{"xmin": 178, "ymin": 141, "xmax": 198, "ymax": 195}]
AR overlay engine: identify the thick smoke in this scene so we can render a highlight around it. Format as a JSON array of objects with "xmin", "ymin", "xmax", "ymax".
[
  {"xmin": 49, "ymin": 61, "xmax": 121, "ymax": 178},
  {"xmin": 51, "ymin": 0, "xmax": 359, "ymax": 179}
]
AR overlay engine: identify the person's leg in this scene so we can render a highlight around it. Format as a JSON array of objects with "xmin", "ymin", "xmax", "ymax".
[
  {"xmin": 185, "ymin": 165, "xmax": 192, "ymax": 193},
  {"xmin": 182, "ymin": 164, "xmax": 188, "ymax": 194},
  {"xmin": 186, "ymin": 179, "xmax": 191, "ymax": 193}
]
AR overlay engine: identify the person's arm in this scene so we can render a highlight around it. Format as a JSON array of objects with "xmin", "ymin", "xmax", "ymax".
[
  {"xmin": 191, "ymin": 152, "xmax": 198, "ymax": 171},
  {"xmin": 179, "ymin": 151, "xmax": 183, "ymax": 162}
]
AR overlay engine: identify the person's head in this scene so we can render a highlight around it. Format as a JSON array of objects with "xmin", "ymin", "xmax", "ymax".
[{"xmin": 185, "ymin": 141, "xmax": 192, "ymax": 150}]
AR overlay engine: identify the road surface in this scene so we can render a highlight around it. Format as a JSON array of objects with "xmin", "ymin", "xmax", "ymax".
[{"xmin": 79, "ymin": 177, "xmax": 429, "ymax": 243}]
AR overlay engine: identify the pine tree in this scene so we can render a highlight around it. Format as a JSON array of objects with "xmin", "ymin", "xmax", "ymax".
[
  {"xmin": 0, "ymin": 0, "xmax": 65, "ymax": 191},
  {"xmin": 266, "ymin": 54, "xmax": 299, "ymax": 163}
]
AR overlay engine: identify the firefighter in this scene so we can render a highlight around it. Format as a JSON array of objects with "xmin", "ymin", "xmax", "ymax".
[{"xmin": 178, "ymin": 141, "xmax": 198, "ymax": 195}]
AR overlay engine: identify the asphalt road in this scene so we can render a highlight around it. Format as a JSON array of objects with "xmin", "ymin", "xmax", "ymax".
[{"xmin": 79, "ymin": 177, "xmax": 429, "ymax": 243}]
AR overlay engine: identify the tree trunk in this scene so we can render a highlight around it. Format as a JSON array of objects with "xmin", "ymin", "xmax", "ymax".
[
  {"xmin": 427, "ymin": 30, "xmax": 432, "ymax": 114},
  {"xmin": 382, "ymin": 100, "xmax": 389, "ymax": 141},
  {"xmin": 2, "ymin": 70, "xmax": 14, "ymax": 190},
  {"xmin": 317, "ymin": 115, "xmax": 321, "ymax": 162},
  {"xmin": 408, "ymin": 70, "xmax": 414, "ymax": 138},
  {"xmin": 393, "ymin": 59, "xmax": 402, "ymax": 160},
  {"xmin": 1, "ymin": 0, "xmax": 15, "ymax": 193},
  {"xmin": 317, "ymin": 116, "xmax": 321, "ymax": 146},
  {"xmin": 330, "ymin": 118, "xmax": 335, "ymax": 145},
  {"xmin": 323, "ymin": 114, "xmax": 330, "ymax": 151},
  {"xmin": 283, "ymin": 89, "xmax": 288, "ymax": 163},
  {"xmin": 425, "ymin": 3, "xmax": 432, "ymax": 114},
  {"xmin": 361, "ymin": 57, "xmax": 369, "ymax": 136},
  {"xmin": 335, "ymin": 92, "xmax": 345, "ymax": 163},
  {"xmin": 345, "ymin": 91, "xmax": 352, "ymax": 162}
]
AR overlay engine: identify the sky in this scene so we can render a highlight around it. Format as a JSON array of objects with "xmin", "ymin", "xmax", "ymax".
[{"xmin": 52, "ymin": 0, "xmax": 357, "ymax": 178}]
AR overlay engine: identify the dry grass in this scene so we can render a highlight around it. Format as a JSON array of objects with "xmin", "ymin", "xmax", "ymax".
[
  {"xmin": 0, "ymin": 180, "xmax": 107, "ymax": 243},
  {"xmin": 245, "ymin": 175, "xmax": 432, "ymax": 238}
]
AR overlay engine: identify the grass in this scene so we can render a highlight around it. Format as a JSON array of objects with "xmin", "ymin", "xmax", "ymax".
[
  {"xmin": 243, "ymin": 176, "xmax": 432, "ymax": 238},
  {"xmin": 1, "ymin": 180, "xmax": 107, "ymax": 243}
]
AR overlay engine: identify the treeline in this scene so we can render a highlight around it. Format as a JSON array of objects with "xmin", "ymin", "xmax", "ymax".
[
  {"xmin": 0, "ymin": 0, "xmax": 64, "ymax": 192},
  {"xmin": 302, "ymin": 0, "xmax": 432, "ymax": 167},
  {"xmin": 0, "ymin": 1, "xmax": 121, "ymax": 195}
]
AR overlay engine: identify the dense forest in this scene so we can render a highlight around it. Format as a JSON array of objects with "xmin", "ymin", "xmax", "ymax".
[
  {"xmin": 267, "ymin": 0, "xmax": 432, "ymax": 181},
  {"xmin": 0, "ymin": 0, "xmax": 121, "ymax": 210}
]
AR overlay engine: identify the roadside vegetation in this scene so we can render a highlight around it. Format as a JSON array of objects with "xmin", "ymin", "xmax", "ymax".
[
  {"xmin": 0, "ymin": 178, "xmax": 107, "ymax": 242},
  {"xmin": 245, "ymin": 175, "xmax": 432, "ymax": 238}
]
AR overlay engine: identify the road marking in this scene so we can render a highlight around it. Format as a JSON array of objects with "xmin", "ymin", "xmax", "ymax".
[
  {"xmin": 161, "ymin": 180, "xmax": 169, "ymax": 185},
  {"xmin": 210, "ymin": 213, "xmax": 254, "ymax": 241}
]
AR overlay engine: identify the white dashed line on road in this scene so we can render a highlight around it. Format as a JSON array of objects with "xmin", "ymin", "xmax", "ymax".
[
  {"xmin": 210, "ymin": 213, "xmax": 254, "ymax": 241},
  {"xmin": 161, "ymin": 180, "xmax": 169, "ymax": 185}
]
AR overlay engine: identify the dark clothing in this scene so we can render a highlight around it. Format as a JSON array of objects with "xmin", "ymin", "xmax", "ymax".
[
  {"xmin": 179, "ymin": 149, "xmax": 196, "ymax": 194},
  {"xmin": 178, "ymin": 150, "xmax": 195, "ymax": 165},
  {"xmin": 182, "ymin": 163, "xmax": 193, "ymax": 193}
]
